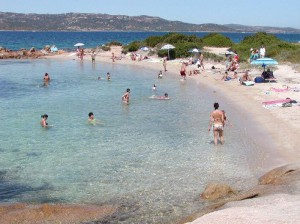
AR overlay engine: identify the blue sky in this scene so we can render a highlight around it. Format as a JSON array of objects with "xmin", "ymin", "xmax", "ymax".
[{"xmin": 1, "ymin": 0, "xmax": 300, "ymax": 28}]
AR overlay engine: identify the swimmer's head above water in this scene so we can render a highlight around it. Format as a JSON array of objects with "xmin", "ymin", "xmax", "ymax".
[
  {"xmin": 41, "ymin": 114, "xmax": 48, "ymax": 119},
  {"xmin": 88, "ymin": 112, "xmax": 94, "ymax": 119}
]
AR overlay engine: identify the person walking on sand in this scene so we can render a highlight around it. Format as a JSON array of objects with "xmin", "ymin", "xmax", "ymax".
[
  {"xmin": 180, "ymin": 62, "xmax": 187, "ymax": 80},
  {"xmin": 208, "ymin": 102, "xmax": 224, "ymax": 145},
  {"xmin": 199, "ymin": 53, "xmax": 205, "ymax": 71},
  {"xmin": 112, "ymin": 52, "xmax": 115, "ymax": 62},
  {"xmin": 163, "ymin": 57, "xmax": 167, "ymax": 72},
  {"xmin": 122, "ymin": 88, "xmax": 130, "ymax": 104}
]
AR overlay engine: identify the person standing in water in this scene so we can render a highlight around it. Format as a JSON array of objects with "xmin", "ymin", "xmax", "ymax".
[
  {"xmin": 107, "ymin": 72, "xmax": 111, "ymax": 81},
  {"xmin": 208, "ymin": 102, "xmax": 224, "ymax": 145},
  {"xmin": 40, "ymin": 114, "xmax": 49, "ymax": 128},
  {"xmin": 122, "ymin": 88, "xmax": 130, "ymax": 104}
]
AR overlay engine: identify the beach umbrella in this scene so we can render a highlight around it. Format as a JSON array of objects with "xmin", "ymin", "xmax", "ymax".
[
  {"xmin": 250, "ymin": 57, "xmax": 278, "ymax": 65},
  {"xmin": 251, "ymin": 57, "xmax": 278, "ymax": 71},
  {"xmin": 140, "ymin": 46, "xmax": 149, "ymax": 51},
  {"xmin": 188, "ymin": 48, "xmax": 201, "ymax": 53},
  {"xmin": 74, "ymin": 43, "xmax": 85, "ymax": 47},
  {"xmin": 161, "ymin": 44, "xmax": 175, "ymax": 59},
  {"xmin": 224, "ymin": 51, "xmax": 236, "ymax": 57}
]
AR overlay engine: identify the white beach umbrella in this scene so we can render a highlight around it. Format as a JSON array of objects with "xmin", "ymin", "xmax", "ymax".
[
  {"xmin": 74, "ymin": 43, "xmax": 85, "ymax": 47},
  {"xmin": 188, "ymin": 48, "xmax": 201, "ymax": 53},
  {"xmin": 140, "ymin": 46, "xmax": 149, "ymax": 51},
  {"xmin": 160, "ymin": 44, "xmax": 175, "ymax": 59}
]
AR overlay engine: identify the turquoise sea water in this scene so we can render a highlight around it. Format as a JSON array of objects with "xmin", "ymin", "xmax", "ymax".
[{"xmin": 0, "ymin": 59, "xmax": 263, "ymax": 223}]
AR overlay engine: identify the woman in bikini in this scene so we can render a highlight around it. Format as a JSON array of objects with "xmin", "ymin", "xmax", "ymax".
[{"xmin": 208, "ymin": 102, "xmax": 224, "ymax": 145}]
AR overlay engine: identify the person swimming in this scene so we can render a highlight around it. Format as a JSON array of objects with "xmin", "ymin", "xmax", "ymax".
[
  {"xmin": 152, "ymin": 84, "xmax": 157, "ymax": 92},
  {"xmin": 150, "ymin": 92, "xmax": 170, "ymax": 100},
  {"xmin": 107, "ymin": 72, "xmax": 111, "ymax": 81},
  {"xmin": 40, "ymin": 114, "xmax": 49, "ymax": 128},
  {"xmin": 87, "ymin": 112, "xmax": 100, "ymax": 125},
  {"xmin": 158, "ymin": 71, "xmax": 163, "ymax": 79}
]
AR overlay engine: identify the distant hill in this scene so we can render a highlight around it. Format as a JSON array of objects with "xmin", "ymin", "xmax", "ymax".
[
  {"xmin": 224, "ymin": 24, "xmax": 300, "ymax": 33},
  {"xmin": 0, "ymin": 12, "xmax": 299, "ymax": 33}
]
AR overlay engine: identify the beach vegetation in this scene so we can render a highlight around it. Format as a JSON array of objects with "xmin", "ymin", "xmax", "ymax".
[
  {"xmin": 232, "ymin": 32, "xmax": 300, "ymax": 62},
  {"xmin": 144, "ymin": 36, "xmax": 163, "ymax": 47},
  {"xmin": 101, "ymin": 45, "xmax": 111, "ymax": 51},
  {"xmin": 202, "ymin": 33, "xmax": 233, "ymax": 47},
  {"xmin": 106, "ymin": 41, "xmax": 123, "ymax": 46}
]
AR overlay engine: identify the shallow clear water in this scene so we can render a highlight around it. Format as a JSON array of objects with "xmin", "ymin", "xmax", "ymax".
[{"xmin": 0, "ymin": 59, "xmax": 261, "ymax": 223}]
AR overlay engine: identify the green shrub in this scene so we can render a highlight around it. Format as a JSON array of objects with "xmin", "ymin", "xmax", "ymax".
[
  {"xmin": 106, "ymin": 41, "xmax": 123, "ymax": 46},
  {"xmin": 101, "ymin": 45, "xmax": 111, "ymax": 51},
  {"xmin": 234, "ymin": 32, "xmax": 300, "ymax": 62},
  {"xmin": 202, "ymin": 33, "xmax": 233, "ymax": 47},
  {"xmin": 123, "ymin": 41, "xmax": 143, "ymax": 52},
  {"xmin": 144, "ymin": 36, "xmax": 163, "ymax": 47}
]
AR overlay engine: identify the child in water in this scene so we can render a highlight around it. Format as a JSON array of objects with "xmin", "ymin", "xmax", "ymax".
[
  {"xmin": 40, "ymin": 114, "xmax": 49, "ymax": 128},
  {"xmin": 87, "ymin": 112, "xmax": 100, "ymax": 125}
]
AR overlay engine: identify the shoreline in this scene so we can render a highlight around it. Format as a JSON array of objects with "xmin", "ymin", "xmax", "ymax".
[{"xmin": 1, "ymin": 47, "xmax": 300, "ymax": 223}]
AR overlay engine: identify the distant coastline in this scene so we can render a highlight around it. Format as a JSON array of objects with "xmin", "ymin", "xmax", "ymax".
[{"xmin": 1, "ymin": 12, "xmax": 300, "ymax": 33}]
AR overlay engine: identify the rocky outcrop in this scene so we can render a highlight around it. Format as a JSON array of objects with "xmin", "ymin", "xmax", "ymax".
[
  {"xmin": 179, "ymin": 164, "xmax": 300, "ymax": 224},
  {"xmin": 0, "ymin": 203, "xmax": 117, "ymax": 224},
  {"xmin": 259, "ymin": 164, "xmax": 300, "ymax": 185}
]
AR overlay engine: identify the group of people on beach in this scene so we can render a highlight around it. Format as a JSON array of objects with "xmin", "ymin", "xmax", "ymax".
[{"xmin": 250, "ymin": 45, "xmax": 266, "ymax": 62}]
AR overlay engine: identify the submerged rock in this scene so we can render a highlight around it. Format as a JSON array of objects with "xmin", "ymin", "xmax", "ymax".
[
  {"xmin": 0, "ymin": 203, "xmax": 117, "ymax": 224},
  {"xmin": 201, "ymin": 183, "xmax": 235, "ymax": 200}
]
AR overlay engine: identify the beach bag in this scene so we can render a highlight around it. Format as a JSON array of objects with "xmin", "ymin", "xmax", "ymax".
[
  {"xmin": 282, "ymin": 102, "xmax": 292, "ymax": 107},
  {"xmin": 255, "ymin": 76, "xmax": 264, "ymax": 83}
]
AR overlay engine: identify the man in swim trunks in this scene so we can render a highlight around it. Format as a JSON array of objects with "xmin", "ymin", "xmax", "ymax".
[
  {"xmin": 208, "ymin": 102, "xmax": 224, "ymax": 145},
  {"xmin": 180, "ymin": 62, "xmax": 187, "ymax": 80}
]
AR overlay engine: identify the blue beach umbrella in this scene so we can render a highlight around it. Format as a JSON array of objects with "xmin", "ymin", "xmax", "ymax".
[{"xmin": 250, "ymin": 57, "xmax": 278, "ymax": 71}]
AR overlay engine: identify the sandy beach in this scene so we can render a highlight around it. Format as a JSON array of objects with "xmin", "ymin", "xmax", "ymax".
[{"xmin": 2, "ymin": 45, "xmax": 299, "ymax": 223}]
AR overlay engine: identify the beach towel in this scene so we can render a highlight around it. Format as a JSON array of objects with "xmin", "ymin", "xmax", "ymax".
[
  {"xmin": 262, "ymin": 99, "xmax": 291, "ymax": 105},
  {"xmin": 270, "ymin": 87, "xmax": 289, "ymax": 92}
]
